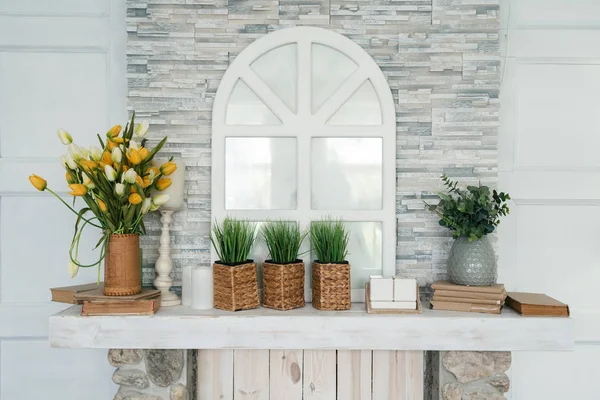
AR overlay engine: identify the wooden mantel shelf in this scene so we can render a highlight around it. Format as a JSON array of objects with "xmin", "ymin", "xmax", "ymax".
[{"xmin": 49, "ymin": 303, "xmax": 573, "ymax": 351}]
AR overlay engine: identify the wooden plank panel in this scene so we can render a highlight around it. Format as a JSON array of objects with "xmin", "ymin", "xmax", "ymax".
[
  {"xmin": 233, "ymin": 350, "xmax": 269, "ymax": 400},
  {"xmin": 198, "ymin": 350, "xmax": 233, "ymax": 400},
  {"xmin": 372, "ymin": 350, "xmax": 406, "ymax": 400},
  {"xmin": 270, "ymin": 350, "xmax": 303, "ymax": 400},
  {"xmin": 405, "ymin": 351, "xmax": 423, "ymax": 400},
  {"xmin": 337, "ymin": 350, "xmax": 372, "ymax": 400},
  {"xmin": 303, "ymin": 350, "xmax": 336, "ymax": 400}
]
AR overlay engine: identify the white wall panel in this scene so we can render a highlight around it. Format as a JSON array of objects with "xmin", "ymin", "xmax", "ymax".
[
  {"xmin": 0, "ymin": 0, "xmax": 108, "ymax": 16},
  {"xmin": 513, "ymin": 0, "xmax": 600, "ymax": 28},
  {"xmin": 0, "ymin": 52, "xmax": 108, "ymax": 158},
  {"xmin": 0, "ymin": 341, "xmax": 115, "ymax": 399},
  {"xmin": 1, "ymin": 197, "xmax": 103, "ymax": 303}
]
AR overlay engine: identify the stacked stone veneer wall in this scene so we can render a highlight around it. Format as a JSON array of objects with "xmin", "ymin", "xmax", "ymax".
[
  {"xmin": 440, "ymin": 351, "xmax": 511, "ymax": 400},
  {"xmin": 109, "ymin": 349, "xmax": 191, "ymax": 400},
  {"xmin": 126, "ymin": 0, "xmax": 501, "ymax": 291}
]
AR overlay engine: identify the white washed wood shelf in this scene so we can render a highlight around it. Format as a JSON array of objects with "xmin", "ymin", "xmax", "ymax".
[{"xmin": 49, "ymin": 303, "xmax": 573, "ymax": 351}]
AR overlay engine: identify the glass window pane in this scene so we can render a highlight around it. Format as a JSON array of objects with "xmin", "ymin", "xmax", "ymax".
[
  {"xmin": 310, "ymin": 221, "xmax": 382, "ymax": 290},
  {"xmin": 226, "ymin": 79, "xmax": 281, "ymax": 125},
  {"xmin": 226, "ymin": 138, "xmax": 297, "ymax": 209},
  {"xmin": 311, "ymin": 138, "xmax": 383, "ymax": 210},
  {"xmin": 311, "ymin": 43, "xmax": 357, "ymax": 113},
  {"xmin": 327, "ymin": 79, "xmax": 382, "ymax": 125},
  {"xmin": 251, "ymin": 44, "xmax": 298, "ymax": 113}
]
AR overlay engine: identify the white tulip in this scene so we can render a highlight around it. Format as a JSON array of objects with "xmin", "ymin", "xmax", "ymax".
[
  {"xmin": 89, "ymin": 145, "xmax": 102, "ymax": 161},
  {"xmin": 151, "ymin": 194, "xmax": 170, "ymax": 211},
  {"xmin": 68, "ymin": 143, "xmax": 88, "ymax": 161},
  {"xmin": 65, "ymin": 152, "xmax": 78, "ymax": 169},
  {"xmin": 83, "ymin": 173, "xmax": 95, "ymax": 189},
  {"xmin": 68, "ymin": 261, "xmax": 79, "ymax": 279},
  {"xmin": 111, "ymin": 147, "xmax": 123, "ymax": 164},
  {"xmin": 141, "ymin": 198, "xmax": 152, "ymax": 214},
  {"xmin": 123, "ymin": 168, "xmax": 138, "ymax": 184},
  {"xmin": 57, "ymin": 128, "xmax": 73, "ymax": 145},
  {"xmin": 59, "ymin": 155, "xmax": 68, "ymax": 169},
  {"xmin": 135, "ymin": 121, "xmax": 149, "ymax": 138},
  {"xmin": 104, "ymin": 165, "xmax": 118, "ymax": 182},
  {"xmin": 129, "ymin": 140, "xmax": 140, "ymax": 150},
  {"xmin": 115, "ymin": 183, "xmax": 125, "ymax": 197}
]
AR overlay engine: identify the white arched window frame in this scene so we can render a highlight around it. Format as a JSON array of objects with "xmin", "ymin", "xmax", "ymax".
[{"xmin": 211, "ymin": 27, "xmax": 396, "ymax": 302}]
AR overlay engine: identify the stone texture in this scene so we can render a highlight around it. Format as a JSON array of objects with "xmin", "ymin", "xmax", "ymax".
[
  {"xmin": 491, "ymin": 352, "xmax": 511, "ymax": 374},
  {"xmin": 126, "ymin": 0, "xmax": 501, "ymax": 288},
  {"xmin": 115, "ymin": 388, "xmax": 164, "ymax": 400},
  {"xmin": 113, "ymin": 368, "xmax": 150, "ymax": 389},
  {"xmin": 463, "ymin": 390, "xmax": 505, "ymax": 400},
  {"xmin": 443, "ymin": 351, "xmax": 495, "ymax": 383},
  {"xmin": 144, "ymin": 350, "xmax": 184, "ymax": 387},
  {"xmin": 170, "ymin": 384, "xmax": 189, "ymax": 400},
  {"xmin": 109, "ymin": 349, "xmax": 144, "ymax": 367},
  {"xmin": 442, "ymin": 382, "xmax": 463, "ymax": 400},
  {"xmin": 488, "ymin": 373, "xmax": 510, "ymax": 393}
]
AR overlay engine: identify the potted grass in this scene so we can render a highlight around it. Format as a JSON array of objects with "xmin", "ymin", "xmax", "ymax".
[
  {"xmin": 210, "ymin": 217, "xmax": 260, "ymax": 311},
  {"xmin": 261, "ymin": 220, "xmax": 307, "ymax": 311},
  {"xmin": 311, "ymin": 217, "xmax": 351, "ymax": 310}
]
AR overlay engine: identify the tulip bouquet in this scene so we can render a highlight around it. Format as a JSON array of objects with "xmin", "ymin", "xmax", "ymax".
[{"xmin": 29, "ymin": 113, "xmax": 176, "ymax": 280}]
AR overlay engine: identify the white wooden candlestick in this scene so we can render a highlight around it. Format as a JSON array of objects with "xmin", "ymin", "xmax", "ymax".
[{"xmin": 154, "ymin": 209, "xmax": 181, "ymax": 306}]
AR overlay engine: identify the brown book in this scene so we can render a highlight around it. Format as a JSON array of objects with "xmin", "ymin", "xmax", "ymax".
[
  {"xmin": 50, "ymin": 283, "xmax": 103, "ymax": 304},
  {"xmin": 430, "ymin": 300, "xmax": 502, "ymax": 314},
  {"xmin": 433, "ymin": 289, "xmax": 507, "ymax": 301},
  {"xmin": 432, "ymin": 295, "xmax": 503, "ymax": 305},
  {"xmin": 432, "ymin": 280, "xmax": 505, "ymax": 294},
  {"xmin": 81, "ymin": 295, "xmax": 161, "ymax": 316},
  {"xmin": 506, "ymin": 292, "xmax": 569, "ymax": 317},
  {"xmin": 75, "ymin": 288, "xmax": 160, "ymax": 302}
]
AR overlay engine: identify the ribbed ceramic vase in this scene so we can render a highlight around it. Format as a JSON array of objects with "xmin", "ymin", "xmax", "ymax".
[
  {"xmin": 447, "ymin": 236, "xmax": 497, "ymax": 286},
  {"xmin": 103, "ymin": 234, "xmax": 142, "ymax": 296}
]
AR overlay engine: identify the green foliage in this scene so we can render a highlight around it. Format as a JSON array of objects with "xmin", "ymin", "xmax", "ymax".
[
  {"xmin": 210, "ymin": 217, "xmax": 257, "ymax": 264},
  {"xmin": 261, "ymin": 220, "xmax": 307, "ymax": 264},
  {"xmin": 310, "ymin": 217, "xmax": 350, "ymax": 263},
  {"xmin": 426, "ymin": 174, "xmax": 511, "ymax": 241}
]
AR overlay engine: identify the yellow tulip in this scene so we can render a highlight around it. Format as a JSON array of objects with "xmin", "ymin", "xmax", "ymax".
[
  {"xmin": 136, "ymin": 175, "xmax": 144, "ymax": 186},
  {"xmin": 129, "ymin": 193, "xmax": 142, "ymax": 205},
  {"xmin": 102, "ymin": 150, "xmax": 113, "ymax": 166},
  {"xmin": 106, "ymin": 140, "xmax": 117, "ymax": 151},
  {"xmin": 142, "ymin": 176, "xmax": 153, "ymax": 188},
  {"xmin": 107, "ymin": 125, "xmax": 122, "ymax": 138},
  {"xmin": 126, "ymin": 148, "xmax": 142, "ymax": 165},
  {"xmin": 146, "ymin": 166, "xmax": 160, "ymax": 180},
  {"xmin": 66, "ymin": 171, "xmax": 74, "ymax": 184},
  {"xmin": 160, "ymin": 161, "xmax": 177, "ymax": 176},
  {"xmin": 111, "ymin": 137, "xmax": 125, "ymax": 144},
  {"xmin": 138, "ymin": 147, "xmax": 150, "ymax": 160},
  {"xmin": 97, "ymin": 199, "xmax": 107, "ymax": 213},
  {"xmin": 79, "ymin": 160, "xmax": 98, "ymax": 172},
  {"xmin": 68, "ymin": 184, "xmax": 87, "ymax": 196},
  {"xmin": 155, "ymin": 178, "xmax": 172, "ymax": 191},
  {"xmin": 123, "ymin": 165, "xmax": 129, "ymax": 173},
  {"xmin": 29, "ymin": 174, "xmax": 47, "ymax": 191}
]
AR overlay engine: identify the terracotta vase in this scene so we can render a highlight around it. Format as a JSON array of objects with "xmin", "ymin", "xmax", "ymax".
[{"xmin": 104, "ymin": 233, "xmax": 142, "ymax": 296}]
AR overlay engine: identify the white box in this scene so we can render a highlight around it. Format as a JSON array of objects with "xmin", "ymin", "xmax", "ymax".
[
  {"xmin": 369, "ymin": 276, "xmax": 394, "ymax": 301},
  {"xmin": 393, "ymin": 278, "xmax": 417, "ymax": 302},
  {"xmin": 371, "ymin": 301, "xmax": 416, "ymax": 310}
]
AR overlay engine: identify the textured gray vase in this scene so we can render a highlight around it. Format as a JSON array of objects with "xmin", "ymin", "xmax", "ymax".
[{"xmin": 447, "ymin": 236, "xmax": 497, "ymax": 286}]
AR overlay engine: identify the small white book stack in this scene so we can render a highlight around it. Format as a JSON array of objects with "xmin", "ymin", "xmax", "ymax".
[{"xmin": 367, "ymin": 276, "xmax": 421, "ymax": 313}]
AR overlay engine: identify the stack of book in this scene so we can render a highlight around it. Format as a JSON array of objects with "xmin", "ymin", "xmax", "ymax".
[{"xmin": 430, "ymin": 280, "xmax": 506, "ymax": 314}]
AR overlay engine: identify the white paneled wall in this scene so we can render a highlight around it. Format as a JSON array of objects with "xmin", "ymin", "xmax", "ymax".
[
  {"xmin": 0, "ymin": 1, "xmax": 126, "ymax": 399},
  {"xmin": 499, "ymin": 0, "xmax": 600, "ymax": 398}
]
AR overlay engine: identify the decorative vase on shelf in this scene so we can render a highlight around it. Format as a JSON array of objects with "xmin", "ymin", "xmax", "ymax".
[
  {"xmin": 447, "ymin": 236, "xmax": 497, "ymax": 286},
  {"xmin": 104, "ymin": 234, "xmax": 142, "ymax": 296}
]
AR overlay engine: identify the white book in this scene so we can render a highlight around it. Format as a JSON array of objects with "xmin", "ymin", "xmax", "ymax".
[{"xmin": 370, "ymin": 301, "xmax": 416, "ymax": 310}]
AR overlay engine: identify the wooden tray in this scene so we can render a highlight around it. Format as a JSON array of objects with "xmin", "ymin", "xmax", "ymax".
[{"xmin": 365, "ymin": 282, "xmax": 422, "ymax": 314}]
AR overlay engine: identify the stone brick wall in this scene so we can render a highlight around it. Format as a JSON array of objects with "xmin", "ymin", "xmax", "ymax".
[{"xmin": 126, "ymin": 0, "xmax": 500, "ymax": 290}]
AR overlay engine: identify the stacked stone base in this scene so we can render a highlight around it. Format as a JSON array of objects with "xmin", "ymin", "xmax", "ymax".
[{"xmin": 109, "ymin": 349, "xmax": 190, "ymax": 400}]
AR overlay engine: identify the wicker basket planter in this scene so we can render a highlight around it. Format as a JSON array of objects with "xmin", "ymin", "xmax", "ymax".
[
  {"xmin": 213, "ymin": 261, "xmax": 260, "ymax": 311},
  {"xmin": 311, "ymin": 261, "xmax": 351, "ymax": 310},
  {"xmin": 262, "ymin": 260, "xmax": 305, "ymax": 311},
  {"xmin": 104, "ymin": 233, "xmax": 142, "ymax": 296}
]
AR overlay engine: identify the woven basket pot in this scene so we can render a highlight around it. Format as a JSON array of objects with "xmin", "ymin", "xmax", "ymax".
[
  {"xmin": 312, "ymin": 261, "xmax": 351, "ymax": 310},
  {"xmin": 262, "ymin": 260, "xmax": 305, "ymax": 311},
  {"xmin": 104, "ymin": 234, "xmax": 142, "ymax": 296},
  {"xmin": 213, "ymin": 261, "xmax": 260, "ymax": 311}
]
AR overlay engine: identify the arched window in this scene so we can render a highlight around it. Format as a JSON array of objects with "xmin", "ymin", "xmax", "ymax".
[{"xmin": 211, "ymin": 27, "xmax": 396, "ymax": 301}]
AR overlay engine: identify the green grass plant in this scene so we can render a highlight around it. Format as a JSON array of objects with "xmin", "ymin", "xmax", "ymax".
[
  {"xmin": 210, "ymin": 217, "xmax": 257, "ymax": 265},
  {"xmin": 310, "ymin": 217, "xmax": 350, "ymax": 264},
  {"xmin": 261, "ymin": 220, "xmax": 307, "ymax": 264}
]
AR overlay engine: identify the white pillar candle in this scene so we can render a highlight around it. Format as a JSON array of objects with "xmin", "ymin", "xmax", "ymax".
[
  {"xmin": 191, "ymin": 266, "xmax": 214, "ymax": 310},
  {"xmin": 153, "ymin": 157, "xmax": 185, "ymax": 210},
  {"xmin": 182, "ymin": 265, "xmax": 193, "ymax": 306}
]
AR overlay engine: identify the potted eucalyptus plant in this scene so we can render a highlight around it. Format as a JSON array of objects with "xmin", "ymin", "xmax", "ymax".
[
  {"xmin": 310, "ymin": 217, "xmax": 351, "ymax": 310},
  {"xmin": 427, "ymin": 174, "xmax": 510, "ymax": 286},
  {"xmin": 261, "ymin": 220, "xmax": 307, "ymax": 311},
  {"xmin": 210, "ymin": 217, "xmax": 260, "ymax": 311}
]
